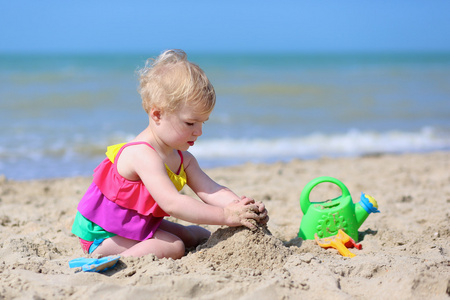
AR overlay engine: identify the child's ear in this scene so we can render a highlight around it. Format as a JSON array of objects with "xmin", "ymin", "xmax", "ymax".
[{"xmin": 150, "ymin": 108, "xmax": 162, "ymax": 123}]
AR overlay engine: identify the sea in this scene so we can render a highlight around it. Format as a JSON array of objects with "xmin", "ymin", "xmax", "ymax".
[{"xmin": 1, "ymin": 52, "xmax": 449, "ymax": 180}]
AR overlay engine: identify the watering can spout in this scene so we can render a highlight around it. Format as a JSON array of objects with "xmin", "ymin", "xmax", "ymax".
[{"xmin": 355, "ymin": 193, "xmax": 380, "ymax": 228}]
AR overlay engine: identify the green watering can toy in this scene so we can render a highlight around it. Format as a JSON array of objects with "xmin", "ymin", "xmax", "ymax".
[{"xmin": 298, "ymin": 176, "xmax": 380, "ymax": 242}]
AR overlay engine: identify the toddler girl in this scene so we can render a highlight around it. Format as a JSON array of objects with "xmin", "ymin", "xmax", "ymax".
[{"xmin": 72, "ymin": 49, "xmax": 268, "ymax": 259}]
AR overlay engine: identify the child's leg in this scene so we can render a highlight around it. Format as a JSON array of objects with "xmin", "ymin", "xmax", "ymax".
[
  {"xmin": 159, "ymin": 219, "xmax": 211, "ymax": 248},
  {"xmin": 92, "ymin": 229, "xmax": 185, "ymax": 259}
]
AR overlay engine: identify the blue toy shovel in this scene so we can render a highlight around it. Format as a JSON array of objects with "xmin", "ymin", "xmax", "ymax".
[{"xmin": 69, "ymin": 256, "xmax": 120, "ymax": 272}]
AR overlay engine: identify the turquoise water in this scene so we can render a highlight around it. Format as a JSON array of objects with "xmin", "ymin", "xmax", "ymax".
[{"xmin": 1, "ymin": 53, "xmax": 449, "ymax": 180}]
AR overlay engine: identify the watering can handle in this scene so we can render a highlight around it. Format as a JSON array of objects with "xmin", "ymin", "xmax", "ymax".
[{"xmin": 299, "ymin": 176, "xmax": 351, "ymax": 214}]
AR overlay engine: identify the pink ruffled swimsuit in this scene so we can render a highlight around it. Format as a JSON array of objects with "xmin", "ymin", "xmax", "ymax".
[{"xmin": 71, "ymin": 142, "xmax": 187, "ymax": 246}]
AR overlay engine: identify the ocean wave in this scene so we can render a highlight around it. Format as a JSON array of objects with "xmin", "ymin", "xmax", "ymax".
[
  {"xmin": 190, "ymin": 127, "xmax": 450, "ymax": 161},
  {"xmin": 0, "ymin": 127, "xmax": 448, "ymax": 180}
]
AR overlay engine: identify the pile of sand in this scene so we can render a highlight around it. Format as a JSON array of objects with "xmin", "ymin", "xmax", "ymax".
[{"xmin": 186, "ymin": 225, "xmax": 291, "ymax": 273}]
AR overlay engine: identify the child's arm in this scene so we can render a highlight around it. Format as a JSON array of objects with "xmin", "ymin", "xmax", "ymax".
[
  {"xmin": 126, "ymin": 146, "xmax": 263, "ymax": 229},
  {"xmin": 184, "ymin": 152, "xmax": 268, "ymax": 222},
  {"xmin": 183, "ymin": 151, "xmax": 243, "ymax": 207}
]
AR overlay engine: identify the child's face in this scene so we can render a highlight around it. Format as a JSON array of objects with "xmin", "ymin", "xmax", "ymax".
[{"xmin": 158, "ymin": 102, "xmax": 211, "ymax": 151}]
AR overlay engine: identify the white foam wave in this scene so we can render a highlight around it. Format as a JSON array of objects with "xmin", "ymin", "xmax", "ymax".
[
  {"xmin": 190, "ymin": 127, "xmax": 450, "ymax": 161},
  {"xmin": 1, "ymin": 127, "xmax": 448, "ymax": 180}
]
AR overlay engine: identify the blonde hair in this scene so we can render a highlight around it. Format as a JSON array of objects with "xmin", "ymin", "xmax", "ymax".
[{"xmin": 138, "ymin": 49, "xmax": 216, "ymax": 114}]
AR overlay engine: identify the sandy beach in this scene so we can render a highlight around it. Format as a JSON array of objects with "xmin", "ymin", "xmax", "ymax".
[{"xmin": 0, "ymin": 151, "xmax": 449, "ymax": 299}]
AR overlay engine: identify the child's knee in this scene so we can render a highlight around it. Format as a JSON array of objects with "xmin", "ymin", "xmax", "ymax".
[{"xmin": 171, "ymin": 239, "xmax": 186, "ymax": 259}]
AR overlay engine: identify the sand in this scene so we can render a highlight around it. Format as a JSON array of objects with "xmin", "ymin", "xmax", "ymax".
[{"xmin": 0, "ymin": 151, "xmax": 449, "ymax": 299}]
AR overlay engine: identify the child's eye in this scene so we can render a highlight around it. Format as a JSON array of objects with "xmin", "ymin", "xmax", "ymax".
[{"xmin": 186, "ymin": 122, "xmax": 194, "ymax": 126}]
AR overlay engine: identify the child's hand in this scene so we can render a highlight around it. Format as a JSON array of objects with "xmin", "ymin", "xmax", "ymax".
[
  {"xmin": 223, "ymin": 197, "xmax": 268, "ymax": 230},
  {"xmin": 254, "ymin": 199, "xmax": 269, "ymax": 225},
  {"xmin": 241, "ymin": 196, "xmax": 269, "ymax": 225}
]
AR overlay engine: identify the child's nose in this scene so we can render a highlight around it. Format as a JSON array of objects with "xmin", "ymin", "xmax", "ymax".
[{"xmin": 193, "ymin": 124, "xmax": 203, "ymax": 136}]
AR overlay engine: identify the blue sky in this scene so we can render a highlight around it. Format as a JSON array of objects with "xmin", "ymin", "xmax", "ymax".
[{"xmin": 1, "ymin": 1, "xmax": 450, "ymax": 54}]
